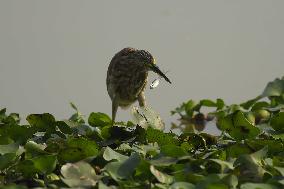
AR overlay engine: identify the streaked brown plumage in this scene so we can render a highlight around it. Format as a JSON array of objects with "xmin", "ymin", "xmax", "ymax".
[{"xmin": 107, "ymin": 47, "xmax": 171, "ymax": 123}]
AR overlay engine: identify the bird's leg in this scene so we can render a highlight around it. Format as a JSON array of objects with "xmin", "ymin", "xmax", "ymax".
[
  {"xmin": 138, "ymin": 92, "xmax": 146, "ymax": 107},
  {"xmin": 112, "ymin": 98, "xmax": 119, "ymax": 125}
]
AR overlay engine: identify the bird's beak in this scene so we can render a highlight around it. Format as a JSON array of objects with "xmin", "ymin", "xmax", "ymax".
[{"xmin": 151, "ymin": 64, "xmax": 171, "ymax": 84}]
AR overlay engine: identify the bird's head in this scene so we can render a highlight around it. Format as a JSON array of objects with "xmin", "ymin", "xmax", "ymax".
[{"xmin": 134, "ymin": 50, "xmax": 171, "ymax": 84}]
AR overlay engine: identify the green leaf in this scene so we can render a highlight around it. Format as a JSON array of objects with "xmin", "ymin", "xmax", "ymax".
[
  {"xmin": 217, "ymin": 111, "xmax": 261, "ymax": 140},
  {"xmin": 61, "ymin": 161, "xmax": 99, "ymax": 187},
  {"xmin": 69, "ymin": 113, "xmax": 85, "ymax": 124},
  {"xmin": 0, "ymin": 108, "xmax": 7, "ymax": 122},
  {"xmin": 216, "ymin": 113, "xmax": 233, "ymax": 131},
  {"xmin": 59, "ymin": 137, "xmax": 99, "ymax": 163},
  {"xmin": 103, "ymin": 161, "xmax": 122, "ymax": 181},
  {"xmin": 88, "ymin": 112, "xmax": 112, "ymax": 127},
  {"xmin": 216, "ymin": 98, "xmax": 225, "ymax": 110},
  {"xmin": 150, "ymin": 156, "xmax": 177, "ymax": 166},
  {"xmin": 56, "ymin": 120, "xmax": 73, "ymax": 134},
  {"xmin": 273, "ymin": 166, "xmax": 284, "ymax": 176},
  {"xmin": 171, "ymin": 104, "xmax": 185, "ymax": 115},
  {"xmin": 169, "ymin": 182, "xmax": 195, "ymax": 189},
  {"xmin": 2, "ymin": 113, "xmax": 21, "ymax": 124},
  {"xmin": 69, "ymin": 103, "xmax": 85, "ymax": 124},
  {"xmin": 200, "ymin": 99, "xmax": 217, "ymax": 107},
  {"xmin": 0, "ymin": 143, "xmax": 19, "ymax": 155},
  {"xmin": 234, "ymin": 147, "xmax": 268, "ymax": 182},
  {"xmin": 0, "ymin": 185, "xmax": 28, "ymax": 189},
  {"xmin": 100, "ymin": 125, "xmax": 112, "ymax": 139},
  {"xmin": 73, "ymin": 124, "xmax": 97, "ymax": 137},
  {"xmin": 130, "ymin": 143, "xmax": 159, "ymax": 157},
  {"xmin": 206, "ymin": 159, "xmax": 234, "ymax": 174},
  {"xmin": 0, "ymin": 124, "xmax": 34, "ymax": 144},
  {"xmin": 98, "ymin": 181, "xmax": 116, "ymax": 189},
  {"xmin": 226, "ymin": 143, "xmax": 252, "ymax": 158},
  {"xmin": 135, "ymin": 159, "xmax": 151, "ymax": 180},
  {"xmin": 270, "ymin": 112, "xmax": 284, "ymax": 132},
  {"xmin": 26, "ymin": 113, "xmax": 56, "ymax": 132},
  {"xmin": 194, "ymin": 174, "xmax": 228, "ymax": 189},
  {"xmin": 104, "ymin": 153, "xmax": 141, "ymax": 180},
  {"xmin": 0, "ymin": 153, "xmax": 17, "ymax": 170},
  {"xmin": 46, "ymin": 173, "xmax": 60, "ymax": 182},
  {"xmin": 70, "ymin": 102, "xmax": 78, "ymax": 111},
  {"xmin": 240, "ymin": 183, "xmax": 279, "ymax": 189},
  {"xmin": 24, "ymin": 141, "xmax": 47, "ymax": 158},
  {"xmin": 16, "ymin": 160, "xmax": 38, "ymax": 177},
  {"xmin": 251, "ymin": 146, "xmax": 268, "ymax": 161},
  {"xmin": 103, "ymin": 147, "xmax": 128, "ymax": 162},
  {"xmin": 160, "ymin": 145, "xmax": 187, "ymax": 158},
  {"xmin": 185, "ymin": 100, "xmax": 197, "ymax": 117},
  {"xmin": 246, "ymin": 139, "xmax": 284, "ymax": 155},
  {"xmin": 262, "ymin": 78, "xmax": 284, "ymax": 97},
  {"xmin": 16, "ymin": 155, "xmax": 57, "ymax": 177},
  {"xmin": 150, "ymin": 165, "xmax": 174, "ymax": 184},
  {"xmin": 32, "ymin": 155, "xmax": 57, "ymax": 174},
  {"xmin": 251, "ymin": 101, "xmax": 270, "ymax": 111},
  {"xmin": 271, "ymin": 133, "xmax": 284, "ymax": 140},
  {"xmin": 228, "ymin": 104, "xmax": 244, "ymax": 113},
  {"xmin": 179, "ymin": 133, "xmax": 207, "ymax": 149},
  {"xmin": 146, "ymin": 128, "xmax": 179, "ymax": 146},
  {"xmin": 222, "ymin": 174, "xmax": 238, "ymax": 189},
  {"xmin": 240, "ymin": 96, "xmax": 262, "ymax": 110},
  {"xmin": 117, "ymin": 153, "xmax": 141, "ymax": 178}
]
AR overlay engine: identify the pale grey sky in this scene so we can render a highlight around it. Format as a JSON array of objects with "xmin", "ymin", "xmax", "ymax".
[{"xmin": 0, "ymin": 1, "xmax": 283, "ymax": 131}]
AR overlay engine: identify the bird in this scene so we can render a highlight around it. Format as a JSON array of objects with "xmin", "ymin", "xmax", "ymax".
[{"xmin": 106, "ymin": 47, "xmax": 171, "ymax": 124}]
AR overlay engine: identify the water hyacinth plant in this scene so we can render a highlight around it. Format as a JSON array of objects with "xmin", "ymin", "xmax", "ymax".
[{"xmin": 0, "ymin": 76, "xmax": 284, "ymax": 188}]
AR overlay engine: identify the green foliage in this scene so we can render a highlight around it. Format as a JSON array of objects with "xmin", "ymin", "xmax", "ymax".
[
  {"xmin": 217, "ymin": 111, "xmax": 261, "ymax": 140},
  {"xmin": 270, "ymin": 112, "xmax": 284, "ymax": 132},
  {"xmin": 58, "ymin": 137, "xmax": 99, "ymax": 163},
  {"xmin": 0, "ymin": 77, "xmax": 284, "ymax": 188},
  {"xmin": 146, "ymin": 127, "xmax": 179, "ymax": 146},
  {"xmin": 88, "ymin": 112, "xmax": 112, "ymax": 127}
]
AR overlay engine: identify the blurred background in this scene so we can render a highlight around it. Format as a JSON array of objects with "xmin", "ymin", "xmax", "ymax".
[{"xmin": 0, "ymin": 1, "xmax": 284, "ymax": 133}]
